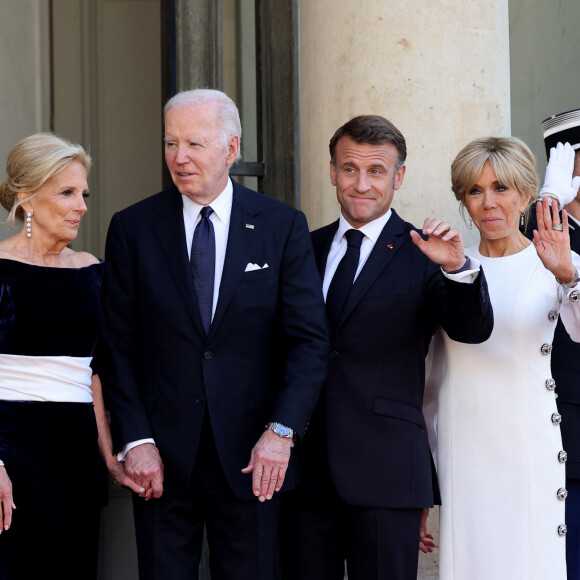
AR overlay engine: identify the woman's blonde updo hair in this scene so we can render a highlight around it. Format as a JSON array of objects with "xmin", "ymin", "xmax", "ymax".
[
  {"xmin": 451, "ymin": 136, "xmax": 540, "ymax": 228},
  {"xmin": 0, "ymin": 133, "xmax": 91, "ymax": 224}
]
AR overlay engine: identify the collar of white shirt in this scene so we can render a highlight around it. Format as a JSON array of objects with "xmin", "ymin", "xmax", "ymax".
[
  {"xmin": 334, "ymin": 208, "xmax": 392, "ymax": 244},
  {"xmin": 181, "ymin": 178, "xmax": 233, "ymax": 232},
  {"xmin": 322, "ymin": 209, "xmax": 394, "ymax": 298}
]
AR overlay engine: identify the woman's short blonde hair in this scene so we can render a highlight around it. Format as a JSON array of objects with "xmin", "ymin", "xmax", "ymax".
[
  {"xmin": 451, "ymin": 136, "xmax": 539, "ymax": 227},
  {"xmin": 0, "ymin": 133, "xmax": 91, "ymax": 224}
]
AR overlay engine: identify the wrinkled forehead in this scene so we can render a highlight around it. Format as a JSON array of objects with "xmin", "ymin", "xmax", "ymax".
[{"xmin": 165, "ymin": 103, "xmax": 222, "ymax": 135}]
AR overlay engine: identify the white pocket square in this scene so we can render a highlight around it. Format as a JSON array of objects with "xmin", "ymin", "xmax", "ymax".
[{"xmin": 245, "ymin": 262, "xmax": 269, "ymax": 272}]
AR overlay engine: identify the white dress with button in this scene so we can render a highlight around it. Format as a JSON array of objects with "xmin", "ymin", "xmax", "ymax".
[{"xmin": 424, "ymin": 243, "xmax": 580, "ymax": 580}]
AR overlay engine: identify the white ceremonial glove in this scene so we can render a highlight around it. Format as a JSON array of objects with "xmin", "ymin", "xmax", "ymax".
[{"xmin": 539, "ymin": 142, "xmax": 580, "ymax": 209}]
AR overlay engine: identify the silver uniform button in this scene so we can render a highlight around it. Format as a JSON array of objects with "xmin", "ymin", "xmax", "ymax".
[
  {"xmin": 546, "ymin": 378, "xmax": 556, "ymax": 391},
  {"xmin": 558, "ymin": 524, "xmax": 568, "ymax": 536},
  {"xmin": 570, "ymin": 290, "xmax": 580, "ymax": 303},
  {"xmin": 552, "ymin": 413, "xmax": 562, "ymax": 426},
  {"xmin": 548, "ymin": 309, "xmax": 559, "ymax": 322},
  {"xmin": 541, "ymin": 343, "xmax": 553, "ymax": 355},
  {"xmin": 557, "ymin": 488, "xmax": 568, "ymax": 501},
  {"xmin": 559, "ymin": 450, "xmax": 568, "ymax": 463}
]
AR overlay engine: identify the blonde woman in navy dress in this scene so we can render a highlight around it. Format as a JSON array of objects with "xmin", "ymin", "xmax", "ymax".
[{"xmin": 0, "ymin": 134, "xmax": 141, "ymax": 579}]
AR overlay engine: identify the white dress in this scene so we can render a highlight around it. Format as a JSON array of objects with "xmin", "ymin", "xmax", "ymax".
[{"xmin": 424, "ymin": 243, "xmax": 580, "ymax": 580}]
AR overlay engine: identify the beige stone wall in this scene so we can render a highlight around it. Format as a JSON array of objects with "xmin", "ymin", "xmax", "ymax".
[
  {"xmin": 0, "ymin": 1, "xmax": 49, "ymax": 158},
  {"xmin": 0, "ymin": 0, "xmax": 49, "ymax": 239},
  {"xmin": 299, "ymin": 0, "xmax": 511, "ymax": 250}
]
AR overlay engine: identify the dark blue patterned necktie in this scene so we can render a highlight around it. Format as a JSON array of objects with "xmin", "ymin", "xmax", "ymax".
[
  {"xmin": 190, "ymin": 206, "xmax": 215, "ymax": 334},
  {"xmin": 326, "ymin": 228, "xmax": 365, "ymax": 331}
]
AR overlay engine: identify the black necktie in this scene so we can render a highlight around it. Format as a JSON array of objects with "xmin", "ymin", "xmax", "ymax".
[
  {"xmin": 326, "ymin": 228, "xmax": 364, "ymax": 330},
  {"xmin": 190, "ymin": 206, "xmax": 215, "ymax": 334}
]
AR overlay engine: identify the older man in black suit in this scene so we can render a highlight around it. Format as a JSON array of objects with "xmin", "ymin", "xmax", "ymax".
[
  {"xmin": 100, "ymin": 89, "xmax": 329, "ymax": 580},
  {"xmin": 282, "ymin": 115, "xmax": 494, "ymax": 580}
]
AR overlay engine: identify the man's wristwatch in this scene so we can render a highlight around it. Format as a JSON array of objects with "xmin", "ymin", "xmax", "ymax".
[{"xmin": 265, "ymin": 422, "xmax": 296, "ymax": 447}]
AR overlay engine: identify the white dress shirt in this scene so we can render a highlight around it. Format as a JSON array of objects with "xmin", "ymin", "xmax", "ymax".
[
  {"xmin": 182, "ymin": 178, "xmax": 233, "ymax": 320},
  {"xmin": 323, "ymin": 210, "xmax": 392, "ymax": 299},
  {"xmin": 119, "ymin": 179, "xmax": 234, "ymax": 461},
  {"xmin": 322, "ymin": 210, "xmax": 480, "ymax": 300}
]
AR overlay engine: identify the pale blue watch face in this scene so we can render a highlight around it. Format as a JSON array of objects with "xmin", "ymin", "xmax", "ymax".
[{"xmin": 277, "ymin": 425, "xmax": 292, "ymax": 437}]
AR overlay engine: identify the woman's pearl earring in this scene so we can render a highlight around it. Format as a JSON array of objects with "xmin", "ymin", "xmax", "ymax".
[{"xmin": 26, "ymin": 212, "xmax": 32, "ymax": 238}]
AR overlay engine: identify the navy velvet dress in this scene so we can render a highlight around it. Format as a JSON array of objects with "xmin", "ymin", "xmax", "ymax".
[{"xmin": 0, "ymin": 259, "xmax": 106, "ymax": 580}]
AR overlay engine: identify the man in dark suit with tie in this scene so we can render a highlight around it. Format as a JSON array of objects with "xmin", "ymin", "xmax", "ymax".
[
  {"xmin": 100, "ymin": 89, "xmax": 329, "ymax": 580},
  {"xmin": 281, "ymin": 115, "xmax": 494, "ymax": 580},
  {"xmin": 527, "ymin": 109, "xmax": 580, "ymax": 579}
]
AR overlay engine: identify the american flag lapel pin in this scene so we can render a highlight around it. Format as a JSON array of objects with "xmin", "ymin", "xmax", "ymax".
[{"xmin": 245, "ymin": 224, "xmax": 255, "ymax": 229}]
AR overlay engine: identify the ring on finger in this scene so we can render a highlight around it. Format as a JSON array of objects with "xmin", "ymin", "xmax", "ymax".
[{"xmin": 552, "ymin": 223, "xmax": 564, "ymax": 231}]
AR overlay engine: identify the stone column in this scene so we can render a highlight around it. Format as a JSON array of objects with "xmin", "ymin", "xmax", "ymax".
[{"xmin": 299, "ymin": 0, "xmax": 511, "ymax": 248}]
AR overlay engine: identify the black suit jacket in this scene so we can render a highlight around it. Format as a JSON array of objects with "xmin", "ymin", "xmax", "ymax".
[
  {"xmin": 305, "ymin": 210, "xmax": 493, "ymax": 508},
  {"xmin": 525, "ymin": 206, "xmax": 580, "ymax": 479},
  {"xmin": 100, "ymin": 180, "xmax": 329, "ymax": 500}
]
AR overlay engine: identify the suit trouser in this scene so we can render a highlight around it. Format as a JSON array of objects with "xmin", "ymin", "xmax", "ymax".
[
  {"xmin": 280, "ymin": 482, "xmax": 422, "ymax": 580},
  {"xmin": 132, "ymin": 414, "xmax": 281, "ymax": 580}
]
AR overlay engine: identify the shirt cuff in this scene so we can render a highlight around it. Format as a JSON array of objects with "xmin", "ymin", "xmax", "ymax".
[
  {"xmin": 442, "ymin": 256, "xmax": 481, "ymax": 284},
  {"xmin": 117, "ymin": 438, "xmax": 156, "ymax": 462}
]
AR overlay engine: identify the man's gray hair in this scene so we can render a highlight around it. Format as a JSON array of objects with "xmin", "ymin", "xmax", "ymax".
[{"xmin": 164, "ymin": 89, "xmax": 242, "ymax": 161}]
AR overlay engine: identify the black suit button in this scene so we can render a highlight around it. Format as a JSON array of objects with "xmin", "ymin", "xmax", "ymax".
[
  {"xmin": 329, "ymin": 350, "xmax": 338, "ymax": 360},
  {"xmin": 203, "ymin": 350, "xmax": 213, "ymax": 360},
  {"xmin": 194, "ymin": 394, "xmax": 206, "ymax": 405}
]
